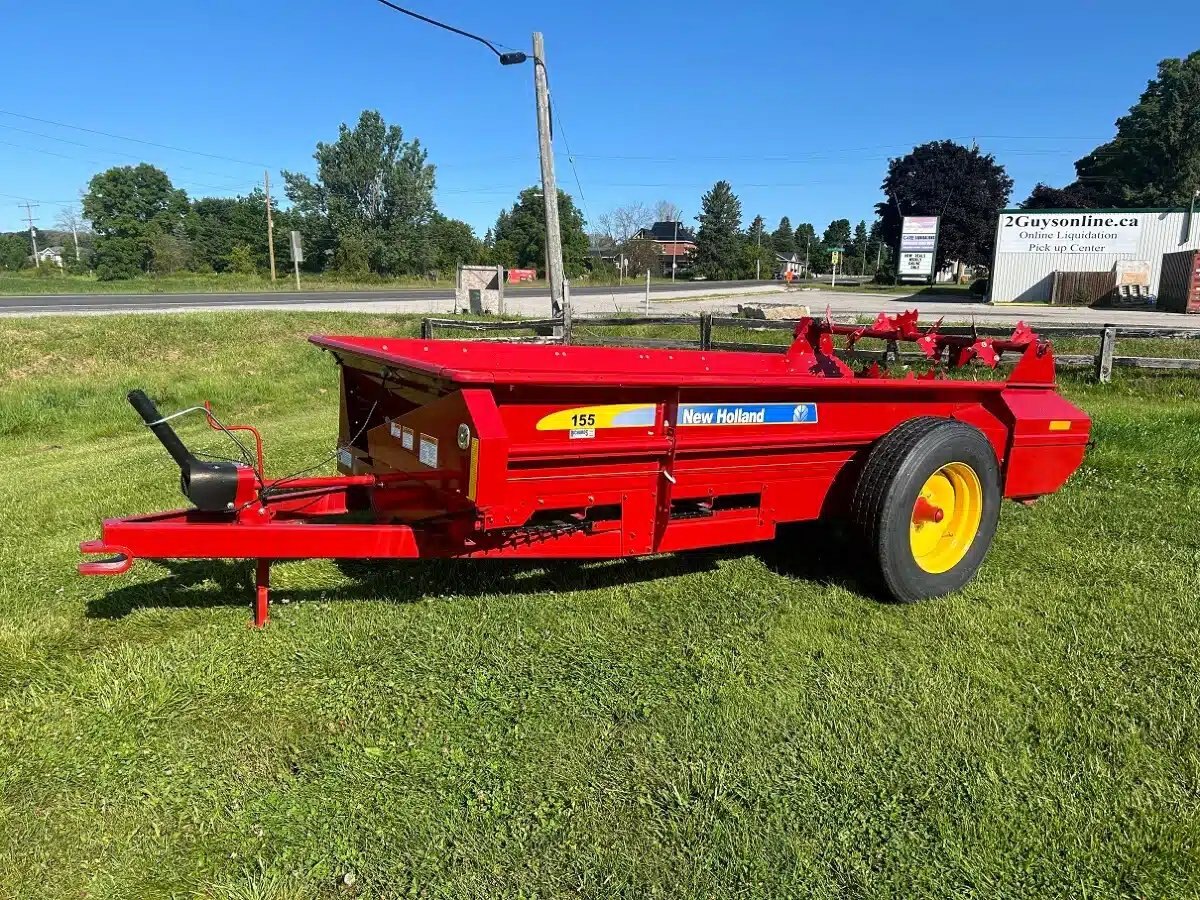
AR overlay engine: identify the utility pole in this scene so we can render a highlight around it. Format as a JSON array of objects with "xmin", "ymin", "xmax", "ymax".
[
  {"xmin": 20, "ymin": 202, "xmax": 40, "ymax": 268},
  {"xmin": 66, "ymin": 213, "xmax": 80, "ymax": 263},
  {"xmin": 756, "ymin": 227, "xmax": 762, "ymax": 280},
  {"xmin": 671, "ymin": 219, "xmax": 678, "ymax": 282},
  {"xmin": 532, "ymin": 31, "xmax": 566, "ymax": 323},
  {"xmin": 264, "ymin": 170, "xmax": 277, "ymax": 282}
]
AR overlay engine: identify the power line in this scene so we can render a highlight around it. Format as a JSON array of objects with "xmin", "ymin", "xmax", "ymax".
[
  {"xmin": 0, "ymin": 138, "xmax": 255, "ymax": 195},
  {"xmin": 372, "ymin": 1, "xmax": 514, "ymax": 58},
  {"xmin": 0, "ymin": 123, "xmax": 253, "ymax": 185},
  {"xmin": 0, "ymin": 108, "xmax": 270, "ymax": 168}
]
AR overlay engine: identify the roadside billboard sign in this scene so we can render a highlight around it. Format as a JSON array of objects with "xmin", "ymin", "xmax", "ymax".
[
  {"xmin": 898, "ymin": 217, "xmax": 939, "ymax": 280},
  {"xmin": 289, "ymin": 230, "xmax": 304, "ymax": 263}
]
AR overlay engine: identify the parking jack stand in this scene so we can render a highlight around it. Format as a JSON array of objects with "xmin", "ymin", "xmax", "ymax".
[{"xmin": 253, "ymin": 559, "xmax": 271, "ymax": 629}]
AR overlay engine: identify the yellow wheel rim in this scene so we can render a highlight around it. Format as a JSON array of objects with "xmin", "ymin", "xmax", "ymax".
[{"xmin": 909, "ymin": 462, "xmax": 984, "ymax": 575}]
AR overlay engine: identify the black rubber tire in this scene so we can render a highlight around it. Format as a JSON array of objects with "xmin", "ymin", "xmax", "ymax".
[{"xmin": 851, "ymin": 417, "xmax": 1001, "ymax": 603}]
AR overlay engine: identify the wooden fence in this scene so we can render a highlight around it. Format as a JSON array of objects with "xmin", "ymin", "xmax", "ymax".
[{"xmin": 420, "ymin": 314, "xmax": 1200, "ymax": 384}]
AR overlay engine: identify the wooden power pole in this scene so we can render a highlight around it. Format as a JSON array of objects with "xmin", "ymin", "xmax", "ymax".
[
  {"xmin": 532, "ymin": 31, "xmax": 566, "ymax": 322},
  {"xmin": 20, "ymin": 202, "xmax": 40, "ymax": 268},
  {"xmin": 264, "ymin": 170, "xmax": 277, "ymax": 282}
]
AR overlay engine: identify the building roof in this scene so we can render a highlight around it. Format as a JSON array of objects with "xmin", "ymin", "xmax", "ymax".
[{"xmin": 636, "ymin": 221, "xmax": 696, "ymax": 243}]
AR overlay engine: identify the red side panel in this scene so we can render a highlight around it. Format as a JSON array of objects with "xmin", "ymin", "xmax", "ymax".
[{"xmin": 997, "ymin": 389, "xmax": 1091, "ymax": 500}]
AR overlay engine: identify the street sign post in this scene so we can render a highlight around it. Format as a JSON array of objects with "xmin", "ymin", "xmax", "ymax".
[
  {"xmin": 289, "ymin": 231, "xmax": 303, "ymax": 291},
  {"xmin": 830, "ymin": 247, "xmax": 843, "ymax": 288}
]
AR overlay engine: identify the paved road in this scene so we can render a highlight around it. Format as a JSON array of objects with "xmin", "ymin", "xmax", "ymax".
[
  {"xmin": 0, "ymin": 280, "xmax": 766, "ymax": 316},
  {"xmin": 3, "ymin": 280, "xmax": 1194, "ymax": 328}
]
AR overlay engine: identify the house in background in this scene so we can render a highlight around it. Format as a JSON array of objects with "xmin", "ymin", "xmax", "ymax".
[
  {"xmin": 33, "ymin": 246, "xmax": 64, "ymax": 268},
  {"xmin": 631, "ymin": 221, "xmax": 696, "ymax": 277},
  {"xmin": 775, "ymin": 251, "xmax": 805, "ymax": 278}
]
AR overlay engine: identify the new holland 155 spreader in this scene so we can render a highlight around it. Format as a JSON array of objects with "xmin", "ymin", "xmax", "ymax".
[{"xmin": 80, "ymin": 312, "xmax": 1090, "ymax": 625}]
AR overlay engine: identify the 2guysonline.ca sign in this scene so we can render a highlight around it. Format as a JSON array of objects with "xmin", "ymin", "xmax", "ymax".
[{"xmin": 997, "ymin": 212, "xmax": 1143, "ymax": 255}]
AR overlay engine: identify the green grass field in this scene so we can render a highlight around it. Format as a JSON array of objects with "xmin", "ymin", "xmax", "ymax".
[{"xmin": 1, "ymin": 312, "xmax": 1199, "ymax": 898}]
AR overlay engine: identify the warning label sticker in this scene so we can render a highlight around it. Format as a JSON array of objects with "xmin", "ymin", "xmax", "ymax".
[{"xmin": 418, "ymin": 434, "xmax": 438, "ymax": 468}]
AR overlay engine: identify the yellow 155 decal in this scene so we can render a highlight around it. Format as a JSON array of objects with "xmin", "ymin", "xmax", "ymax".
[{"xmin": 536, "ymin": 404, "xmax": 656, "ymax": 431}]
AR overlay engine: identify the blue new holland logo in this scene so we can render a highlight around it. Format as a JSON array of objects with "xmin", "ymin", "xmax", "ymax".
[{"xmin": 678, "ymin": 402, "xmax": 818, "ymax": 426}]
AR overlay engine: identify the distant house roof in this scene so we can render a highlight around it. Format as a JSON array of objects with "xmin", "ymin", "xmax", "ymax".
[
  {"xmin": 775, "ymin": 251, "xmax": 800, "ymax": 262},
  {"xmin": 634, "ymin": 221, "xmax": 696, "ymax": 243}
]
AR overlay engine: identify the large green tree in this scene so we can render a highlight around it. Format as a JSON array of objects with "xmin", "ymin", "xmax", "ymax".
[
  {"xmin": 491, "ymin": 187, "xmax": 589, "ymax": 277},
  {"xmin": 429, "ymin": 213, "xmax": 480, "ymax": 273},
  {"xmin": 1073, "ymin": 50, "xmax": 1200, "ymax": 207},
  {"xmin": 693, "ymin": 181, "xmax": 742, "ymax": 279},
  {"xmin": 191, "ymin": 191, "xmax": 295, "ymax": 273},
  {"xmin": 82, "ymin": 164, "xmax": 190, "ymax": 279},
  {"xmin": 0, "ymin": 233, "xmax": 29, "ymax": 270},
  {"xmin": 875, "ymin": 140, "xmax": 1013, "ymax": 270},
  {"xmin": 283, "ymin": 110, "xmax": 436, "ymax": 276},
  {"xmin": 771, "ymin": 216, "xmax": 795, "ymax": 254},
  {"xmin": 848, "ymin": 220, "xmax": 869, "ymax": 273},
  {"xmin": 746, "ymin": 214, "xmax": 767, "ymax": 248},
  {"xmin": 823, "ymin": 218, "xmax": 851, "ymax": 249},
  {"xmin": 1019, "ymin": 182, "xmax": 1108, "ymax": 210},
  {"xmin": 794, "ymin": 222, "xmax": 817, "ymax": 252}
]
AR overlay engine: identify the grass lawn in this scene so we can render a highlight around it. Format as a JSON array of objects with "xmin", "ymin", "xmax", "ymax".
[{"xmin": 1, "ymin": 312, "xmax": 1199, "ymax": 898}]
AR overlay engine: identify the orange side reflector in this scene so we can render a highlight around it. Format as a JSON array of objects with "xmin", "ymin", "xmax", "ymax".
[
  {"xmin": 1049, "ymin": 420, "xmax": 1072, "ymax": 431},
  {"xmin": 467, "ymin": 438, "xmax": 480, "ymax": 500}
]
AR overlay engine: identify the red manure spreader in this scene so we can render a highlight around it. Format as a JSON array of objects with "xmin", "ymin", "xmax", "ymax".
[{"xmin": 80, "ymin": 312, "xmax": 1090, "ymax": 626}]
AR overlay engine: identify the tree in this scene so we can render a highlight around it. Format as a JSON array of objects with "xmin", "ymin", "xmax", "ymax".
[
  {"xmin": 771, "ymin": 216, "xmax": 795, "ymax": 255},
  {"xmin": 794, "ymin": 222, "xmax": 817, "ymax": 251},
  {"xmin": 746, "ymin": 214, "xmax": 767, "ymax": 248},
  {"xmin": 823, "ymin": 218, "xmax": 851, "ymax": 249},
  {"xmin": 624, "ymin": 239, "xmax": 661, "ymax": 275},
  {"xmin": 54, "ymin": 205, "xmax": 91, "ymax": 268},
  {"xmin": 693, "ymin": 181, "xmax": 742, "ymax": 280},
  {"xmin": 655, "ymin": 200, "xmax": 682, "ymax": 222},
  {"xmin": 429, "ymin": 214, "xmax": 479, "ymax": 273},
  {"xmin": 283, "ymin": 110, "xmax": 436, "ymax": 276},
  {"xmin": 191, "ymin": 192, "xmax": 290, "ymax": 273},
  {"xmin": 227, "ymin": 244, "xmax": 257, "ymax": 274},
  {"xmin": 1019, "ymin": 181, "xmax": 1109, "ymax": 210},
  {"xmin": 739, "ymin": 238, "xmax": 775, "ymax": 280},
  {"xmin": 491, "ymin": 186, "xmax": 590, "ymax": 277},
  {"xmin": 1073, "ymin": 50, "xmax": 1200, "ymax": 207},
  {"xmin": 849, "ymin": 220, "xmax": 869, "ymax": 273},
  {"xmin": 875, "ymin": 140, "xmax": 1013, "ymax": 270},
  {"xmin": 82, "ymin": 164, "xmax": 191, "ymax": 280},
  {"xmin": 596, "ymin": 203, "xmax": 652, "ymax": 245},
  {"xmin": 867, "ymin": 219, "xmax": 891, "ymax": 273},
  {"xmin": 0, "ymin": 233, "xmax": 29, "ymax": 270}
]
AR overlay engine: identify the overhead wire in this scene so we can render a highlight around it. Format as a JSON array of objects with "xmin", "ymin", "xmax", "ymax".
[{"xmin": 0, "ymin": 108, "xmax": 270, "ymax": 168}]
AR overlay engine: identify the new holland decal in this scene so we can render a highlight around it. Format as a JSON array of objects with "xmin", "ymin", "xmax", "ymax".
[
  {"xmin": 536, "ymin": 402, "xmax": 819, "ymax": 432},
  {"xmin": 677, "ymin": 403, "xmax": 818, "ymax": 426}
]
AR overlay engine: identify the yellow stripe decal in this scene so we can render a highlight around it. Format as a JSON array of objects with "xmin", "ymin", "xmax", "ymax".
[
  {"xmin": 1049, "ymin": 420, "xmax": 1072, "ymax": 431},
  {"xmin": 536, "ymin": 404, "xmax": 656, "ymax": 431},
  {"xmin": 467, "ymin": 438, "xmax": 480, "ymax": 501}
]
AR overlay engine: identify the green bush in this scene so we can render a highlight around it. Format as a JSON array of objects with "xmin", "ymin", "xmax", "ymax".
[
  {"xmin": 227, "ymin": 244, "xmax": 257, "ymax": 275},
  {"xmin": 93, "ymin": 236, "xmax": 145, "ymax": 281}
]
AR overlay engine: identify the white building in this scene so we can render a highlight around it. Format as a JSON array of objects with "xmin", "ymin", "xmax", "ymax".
[{"xmin": 988, "ymin": 207, "xmax": 1200, "ymax": 304}]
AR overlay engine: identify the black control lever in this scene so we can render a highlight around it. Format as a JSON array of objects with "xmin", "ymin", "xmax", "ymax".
[{"xmin": 127, "ymin": 389, "xmax": 242, "ymax": 512}]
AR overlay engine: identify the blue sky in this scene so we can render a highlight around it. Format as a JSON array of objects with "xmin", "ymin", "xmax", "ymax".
[{"xmin": 2, "ymin": 0, "xmax": 1198, "ymax": 237}]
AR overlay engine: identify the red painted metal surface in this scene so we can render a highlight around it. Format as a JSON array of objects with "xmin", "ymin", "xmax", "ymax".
[{"xmin": 80, "ymin": 311, "xmax": 1091, "ymax": 623}]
